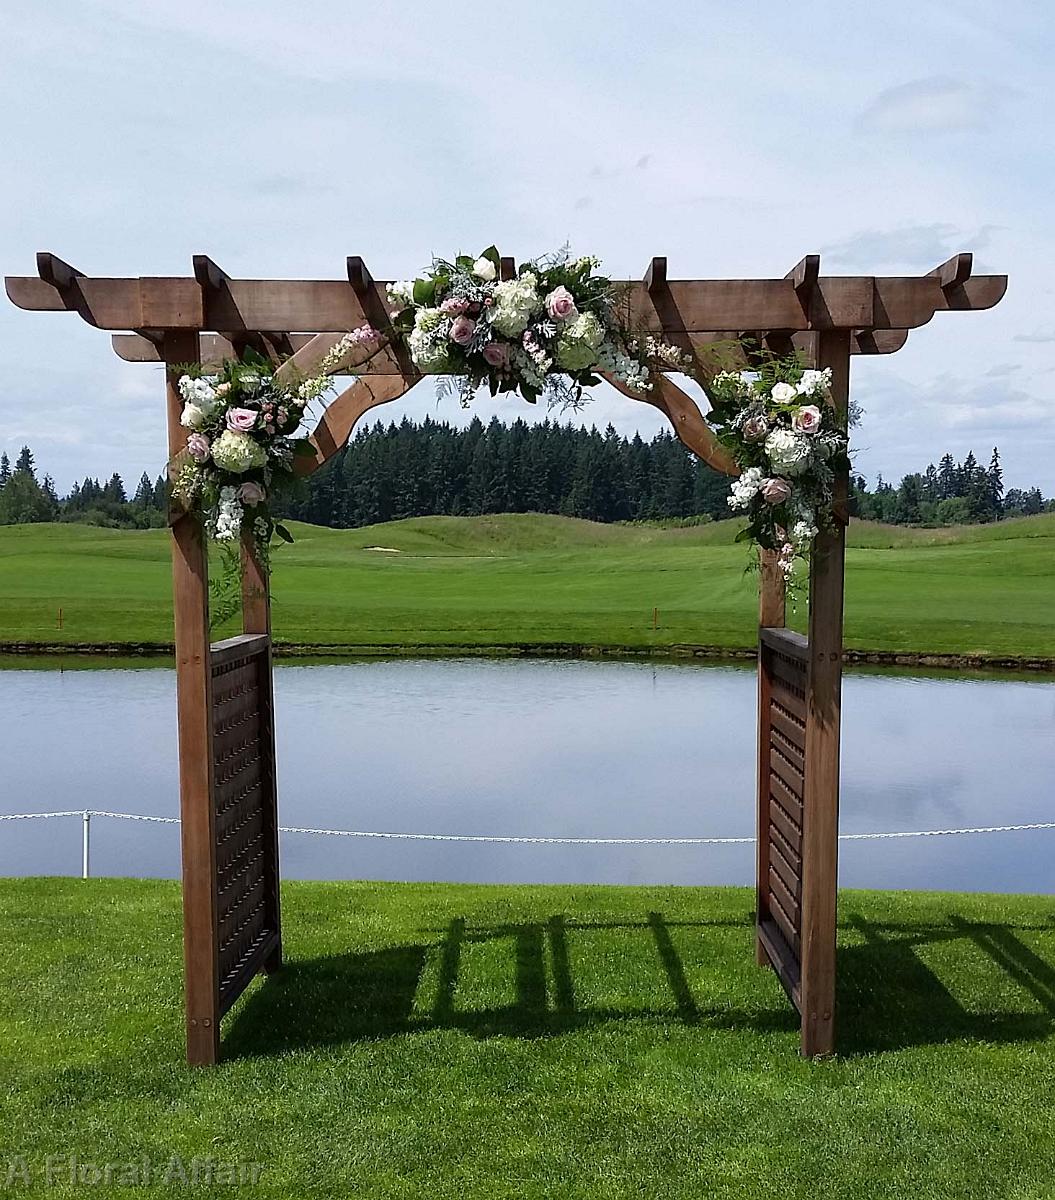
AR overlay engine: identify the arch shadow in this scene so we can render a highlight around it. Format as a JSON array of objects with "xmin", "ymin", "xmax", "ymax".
[{"xmin": 222, "ymin": 907, "xmax": 1055, "ymax": 1060}]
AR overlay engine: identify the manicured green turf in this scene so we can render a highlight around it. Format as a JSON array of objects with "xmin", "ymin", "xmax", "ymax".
[
  {"xmin": 1, "ymin": 879, "xmax": 1053, "ymax": 1197},
  {"xmin": 1, "ymin": 512, "xmax": 1054, "ymax": 658}
]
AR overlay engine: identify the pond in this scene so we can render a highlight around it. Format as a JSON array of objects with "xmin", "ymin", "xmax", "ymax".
[{"xmin": 1, "ymin": 658, "xmax": 1052, "ymax": 893}]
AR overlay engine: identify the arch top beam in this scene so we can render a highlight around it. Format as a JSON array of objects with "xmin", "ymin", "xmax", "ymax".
[{"xmin": 8, "ymin": 255, "xmax": 1006, "ymax": 335}]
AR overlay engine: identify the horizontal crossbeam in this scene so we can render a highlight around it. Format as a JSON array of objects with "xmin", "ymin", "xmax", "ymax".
[
  {"xmin": 6, "ymin": 256, "xmax": 1006, "ymax": 335},
  {"xmin": 109, "ymin": 326, "xmax": 910, "ymax": 369}
]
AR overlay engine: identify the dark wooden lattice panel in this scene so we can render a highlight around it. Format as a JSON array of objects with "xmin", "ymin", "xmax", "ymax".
[
  {"xmin": 757, "ymin": 627, "xmax": 808, "ymax": 1007},
  {"xmin": 210, "ymin": 634, "xmax": 281, "ymax": 1015}
]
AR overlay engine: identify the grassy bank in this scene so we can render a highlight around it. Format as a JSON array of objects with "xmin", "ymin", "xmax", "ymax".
[
  {"xmin": 1, "ymin": 879, "xmax": 1053, "ymax": 1198},
  {"xmin": 1, "ymin": 512, "xmax": 1054, "ymax": 660}
]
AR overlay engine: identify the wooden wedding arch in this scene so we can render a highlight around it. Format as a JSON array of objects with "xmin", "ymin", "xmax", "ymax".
[{"xmin": 6, "ymin": 250, "xmax": 1006, "ymax": 1063}]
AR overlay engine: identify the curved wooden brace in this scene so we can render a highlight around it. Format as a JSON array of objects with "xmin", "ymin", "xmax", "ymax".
[
  {"xmin": 602, "ymin": 371, "xmax": 739, "ymax": 477},
  {"xmin": 294, "ymin": 372, "xmax": 419, "ymax": 476}
]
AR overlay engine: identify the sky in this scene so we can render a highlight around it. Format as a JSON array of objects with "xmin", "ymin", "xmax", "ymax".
[{"xmin": 1, "ymin": 0, "xmax": 1052, "ymax": 494}]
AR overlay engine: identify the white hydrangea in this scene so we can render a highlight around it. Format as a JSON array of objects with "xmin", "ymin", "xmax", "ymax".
[
  {"xmin": 597, "ymin": 340, "xmax": 650, "ymax": 392},
  {"xmin": 414, "ymin": 306, "xmax": 444, "ymax": 334},
  {"xmin": 407, "ymin": 325, "xmax": 450, "ymax": 373},
  {"xmin": 797, "ymin": 367, "xmax": 832, "ymax": 397},
  {"xmin": 491, "ymin": 272, "xmax": 542, "ymax": 337},
  {"xmin": 387, "ymin": 281, "xmax": 415, "ymax": 307},
  {"xmin": 214, "ymin": 487, "xmax": 243, "ymax": 541},
  {"xmin": 211, "ymin": 430, "xmax": 266, "ymax": 474},
  {"xmin": 728, "ymin": 466, "xmax": 764, "ymax": 511},
  {"xmin": 555, "ymin": 311, "xmax": 605, "ymax": 371},
  {"xmin": 763, "ymin": 428, "xmax": 814, "ymax": 477}
]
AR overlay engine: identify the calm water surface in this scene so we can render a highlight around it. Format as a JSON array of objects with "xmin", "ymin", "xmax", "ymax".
[{"xmin": 1, "ymin": 659, "xmax": 1052, "ymax": 892}]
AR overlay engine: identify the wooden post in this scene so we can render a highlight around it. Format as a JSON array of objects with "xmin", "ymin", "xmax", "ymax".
[
  {"xmin": 165, "ymin": 332, "xmax": 221, "ymax": 1066},
  {"xmin": 756, "ymin": 549, "xmax": 786, "ymax": 964},
  {"xmin": 799, "ymin": 329, "xmax": 850, "ymax": 1057},
  {"xmin": 240, "ymin": 531, "xmax": 282, "ymax": 973}
]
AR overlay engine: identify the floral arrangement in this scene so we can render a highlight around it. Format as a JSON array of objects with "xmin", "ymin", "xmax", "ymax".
[
  {"xmin": 386, "ymin": 245, "xmax": 684, "ymax": 407},
  {"xmin": 707, "ymin": 358, "xmax": 851, "ymax": 581}
]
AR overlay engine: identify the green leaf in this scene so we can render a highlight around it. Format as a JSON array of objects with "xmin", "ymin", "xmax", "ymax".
[
  {"xmin": 479, "ymin": 245, "xmax": 501, "ymax": 270},
  {"xmin": 456, "ymin": 255, "xmax": 474, "ymax": 271},
  {"xmin": 520, "ymin": 383, "xmax": 539, "ymax": 404},
  {"xmin": 734, "ymin": 526, "xmax": 754, "ymax": 544},
  {"xmin": 274, "ymin": 523, "xmax": 295, "ymax": 544},
  {"xmin": 412, "ymin": 277, "xmax": 436, "ymax": 306}
]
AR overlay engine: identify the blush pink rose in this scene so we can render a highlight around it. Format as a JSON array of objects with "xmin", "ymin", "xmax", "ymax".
[
  {"xmin": 743, "ymin": 414, "xmax": 769, "ymax": 442},
  {"xmin": 186, "ymin": 433, "xmax": 210, "ymax": 462},
  {"xmin": 440, "ymin": 297, "xmax": 470, "ymax": 316},
  {"xmin": 237, "ymin": 481, "xmax": 266, "ymax": 506},
  {"xmin": 761, "ymin": 477, "xmax": 792, "ymax": 506},
  {"xmin": 545, "ymin": 285, "xmax": 578, "ymax": 321},
  {"xmin": 791, "ymin": 405, "xmax": 822, "ymax": 435},
  {"xmin": 226, "ymin": 407, "xmax": 258, "ymax": 432},
  {"xmin": 449, "ymin": 315, "xmax": 476, "ymax": 346},
  {"xmin": 482, "ymin": 342, "xmax": 511, "ymax": 369}
]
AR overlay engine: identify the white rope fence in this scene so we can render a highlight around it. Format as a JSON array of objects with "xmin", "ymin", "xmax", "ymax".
[{"xmin": 2, "ymin": 809, "xmax": 1054, "ymax": 879}]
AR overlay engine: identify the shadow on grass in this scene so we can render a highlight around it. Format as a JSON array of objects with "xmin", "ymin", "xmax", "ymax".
[
  {"xmin": 224, "ymin": 909, "xmax": 1055, "ymax": 1060},
  {"xmin": 836, "ymin": 914, "xmax": 1055, "ymax": 1054}
]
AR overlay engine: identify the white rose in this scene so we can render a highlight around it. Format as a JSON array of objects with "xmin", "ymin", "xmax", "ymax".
[
  {"xmin": 472, "ymin": 256, "xmax": 497, "ymax": 282},
  {"xmin": 180, "ymin": 402, "xmax": 206, "ymax": 429},
  {"xmin": 771, "ymin": 381, "xmax": 797, "ymax": 403}
]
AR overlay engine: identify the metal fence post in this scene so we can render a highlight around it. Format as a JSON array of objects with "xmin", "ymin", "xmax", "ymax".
[{"xmin": 82, "ymin": 810, "xmax": 91, "ymax": 879}]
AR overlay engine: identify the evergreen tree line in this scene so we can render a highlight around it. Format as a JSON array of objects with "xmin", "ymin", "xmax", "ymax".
[
  {"xmin": 1, "ymin": 424, "xmax": 1051, "ymax": 530},
  {"xmin": 283, "ymin": 417, "xmax": 733, "ymax": 527},
  {"xmin": 851, "ymin": 448, "xmax": 1051, "ymax": 526},
  {"xmin": 0, "ymin": 446, "xmax": 167, "ymax": 528}
]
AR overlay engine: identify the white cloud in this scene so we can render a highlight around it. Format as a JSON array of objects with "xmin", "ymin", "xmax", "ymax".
[{"xmin": 856, "ymin": 76, "xmax": 1011, "ymax": 135}]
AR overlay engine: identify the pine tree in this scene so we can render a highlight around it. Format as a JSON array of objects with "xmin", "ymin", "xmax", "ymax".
[
  {"xmin": 103, "ymin": 473, "xmax": 126, "ymax": 504},
  {"xmin": 937, "ymin": 453, "xmax": 957, "ymax": 499},
  {"xmin": 132, "ymin": 472, "xmax": 154, "ymax": 507},
  {"xmin": 987, "ymin": 447, "xmax": 1004, "ymax": 519},
  {"xmin": 14, "ymin": 446, "xmax": 36, "ymax": 480},
  {"xmin": 0, "ymin": 453, "xmax": 10, "ymax": 489}
]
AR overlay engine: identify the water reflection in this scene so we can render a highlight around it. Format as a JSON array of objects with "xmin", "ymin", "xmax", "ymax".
[{"xmin": 1, "ymin": 659, "xmax": 1052, "ymax": 893}]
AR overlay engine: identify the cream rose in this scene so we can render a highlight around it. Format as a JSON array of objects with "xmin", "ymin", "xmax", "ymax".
[
  {"xmin": 472, "ymin": 256, "xmax": 497, "ymax": 282},
  {"xmin": 180, "ymin": 403, "xmax": 206, "ymax": 430},
  {"xmin": 771, "ymin": 381, "xmax": 797, "ymax": 403}
]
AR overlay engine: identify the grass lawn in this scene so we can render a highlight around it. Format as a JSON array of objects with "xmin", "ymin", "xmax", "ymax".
[
  {"xmin": 0, "ymin": 512, "xmax": 1054, "ymax": 659},
  {"xmin": 1, "ymin": 879, "xmax": 1054, "ymax": 1197}
]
